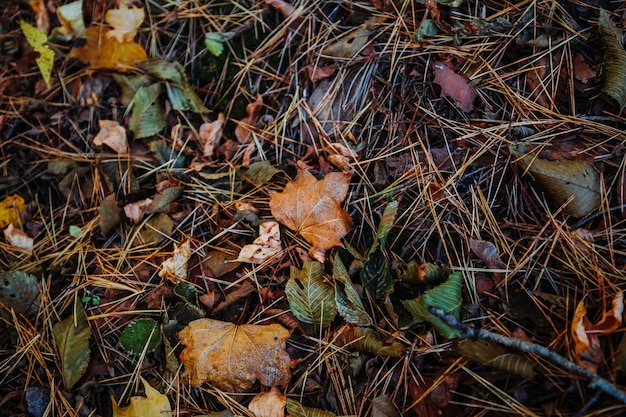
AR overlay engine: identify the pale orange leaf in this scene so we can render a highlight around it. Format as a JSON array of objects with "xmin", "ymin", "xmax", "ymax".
[{"xmin": 248, "ymin": 386, "xmax": 286, "ymax": 417}]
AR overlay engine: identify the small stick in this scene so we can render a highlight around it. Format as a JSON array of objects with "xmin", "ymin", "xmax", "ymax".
[{"xmin": 430, "ymin": 307, "xmax": 626, "ymax": 404}]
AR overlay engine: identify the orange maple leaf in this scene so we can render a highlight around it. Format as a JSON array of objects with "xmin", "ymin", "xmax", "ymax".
[{"xmin": 269, "ymin": 164, "xmax": 352, "ymax": 262}]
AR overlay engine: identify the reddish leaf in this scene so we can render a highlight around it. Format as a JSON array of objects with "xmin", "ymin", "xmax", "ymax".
[{"xmin": 432, "ymin": 62, "xmax": 477, "ymax": 112}]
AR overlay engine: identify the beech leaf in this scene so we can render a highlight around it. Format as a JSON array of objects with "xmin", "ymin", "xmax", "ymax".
[
  {"xmin": 269, "ymin": 164, "xmax": 352, "ymax": 262},
  {"xmin": 286, "ymin": 399, "xmax": 337, "ymax": 417},
  {"xmin": 52, "ymin": 302, "xmax": 91, "ymax": 389},
  {"xmin": 178, "ymin": 318, "xmax": 291, "ymax": 391},
  {"xmin": 599, "ymin": 9, "xmax": 626, "ymax": 111},
  {"xmin": 111, "ymin": 377, "xmax": 172, "ymax": 417},
  {"xmin": 332, "ymin": 255, "xmax": 372, "ymax": 327},
  {"xmin": 509, "ymin": 144, "xmax": 601, "ymax": 217},
  {"xmin": 286, "ymin": 261, "xmax": 337, "ymax": 326},
  {"xmin": 457, "ymin": 340, "xmax": 536, "ymax": 379}
]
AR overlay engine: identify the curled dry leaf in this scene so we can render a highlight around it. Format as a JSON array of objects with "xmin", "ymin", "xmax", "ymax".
[
  {"xmin": 432, "ymin": 62, "xmax": 477, "ymax": 112},
  {"xmin": 105, "ymin": 6, "xmax": 144, "ymax": 43},
  {"xmin": 248, "ymin": 386, "xmax": 286, "ymax": 417},
  {"xmin": 111, "ymin": 377, "xmax": 172, "ymax": 417},
  {"xmin": 469, "ymin": 238, "xmax": 506, "ymax": 282},
  {"xmin": 123, "ymin": 198, "xmax": 152, "ymax": 224},
  {"xmin": 158, "ymin": 240, "xmax": 192, "ymax": 282},
  {"xmin": 4, "ymin": 223, "xmax": 33, "ymax": 254},
  {"xmin": 235, "ymin": 95, "xmax": 263, "ymax": 144},
  {"xmin": 199, "ymin": 113, "xmax": 225, "ymax": 158},
  {"xmin": 269, "ymin": 164, "xmax": 352, "ymax": 262},
  {"xmin": 93, "ymin": 120, "xmax": 129, "ymax": 154},
  {"xmin": 236, "ymin": 221, "xmax": 282, "ymax": 264},
  {"xmin": 52, "ymin": 1, "xmax": 86, "ymax": 40},
  {"xmin": 572, "ymin": 292, "xmax": 624, "ymax": 372},
  {"xmin": 178, "ymin": 318, "xmax": 291, "ymax": 391}
]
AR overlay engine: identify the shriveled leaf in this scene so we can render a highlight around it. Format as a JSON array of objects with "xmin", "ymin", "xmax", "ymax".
[
  {"xmin": 20, "ymin": 20, "xmax": 54, "ymax": 88},
  {"xmin": 286, "ymin": 261, "xmax": 337, "ymax": 326},
  {"xmin": 105, "ymin": 6, "xmax": 144, "ymax": 43},
  {"xmin": 371, "ymin": 395, "xmax": 401, "ymax": 417},
  {"xmin": 111, "ymin": 377, "xmax": 172, "ymax": 417},
  {"xmin": 457, "ymin": 340, "xmax": 536, "ymax": 379},
  {"xmin": 145, "ymin": 186, "xmax": 184, "ymax": 214},
  {"xmin": 469, "ymin": 239, "xmax": 506, "ymax": 269},
  {"xmin": 93, "ymin": 120, "xmax": 129, "ymax": 154},
  {"xmin": 52, "ymin": 302, "xmax": 91, "ymax": 389},
  {"xmin": 248, "ymin": 386, "xmax": 286, "ymax": 417},
  {"xmin": 236, "ymin": 221, "xmax": 283, "ymax": 264},
  {"xmin": 70, "ymin": 26, "xmax": 147, "ymax": 70},
  {"xmin": 332, "ymin": 255, "xmax": 372, "ymax": 326},
  {"xmin": 509, "ymin": 144, "xmax": 601, "ymax": 217},
  {"xmin": 0, "ymin": 271, "xmax": 40, "ymax": 316},
  {"xmin": 599, "ymin": 9, "xmax": 626, "ymax": 110},
  {"xmin": 139, "ymin": 213, "xmax": 173, "ymax": 245},
  {"xmin": 336, "ymin": 325, "xmax": 404, "ymax": 357},
  {"xmin": 402, "ymin": 271, "xmax": 463, "ymax": 339},
  {"xmin": 119, "ymin": 318, "xmax": 161, "ymax": 356},
  {"xmin": 203, "ymin": 250, "xmax": 241, "ymax": 278},
  {"xmin": 432, "ymin": 62, "xmax": 476, "ymax": 112},
  {"xmin": 235, "ymin": 95, "xmax": 264, "ymax": 144},
  {"xmin": 129, "ymin": 83, "xmax": 165, "ymax": 139},
  {"xmin": 123, "ymin": 198, "xmax": 152, "ymax": 224},
  {"xmin": 159, "ymin": 240, "xmax": 192, "ymax": 282},
  {"xmin": 270, "ymin": 164, "xmax": 352, "ymax": 262},
  {"xmin": 178, "ymin": 318, "xmax": 291, "ymax": 391},
  {"xmin": 242, "ymin": 160, "xmax": 281, "ymax": 185},
  {"xmin": 199, "ymin": 114, "xmax": 225, "ymax": 158},
  {"xmin": 0, "ymin": 194, "xmax": 25, "ymax": 228},
  {"xmin": 51, "ymin": 1, "xmax": 85, "ymax": 40},
  {"xmin": 100, "ymin": 194, "xmax": 121, "ymax": 236},
  {"xmin": 286, "ymin": 398, "xmax": 337, "ymax": 417},
  {"xmin": 4, "ymin": 223, "xmax": 33, "ymax": 254},
  {"xmin": 373, "ymin": 199, "xmax": 398, "ymax": 251}
]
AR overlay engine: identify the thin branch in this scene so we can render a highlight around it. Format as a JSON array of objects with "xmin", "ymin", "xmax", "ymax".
[{"xmin": 430, "ymin": 307, "xmax": 626, "ymax": 404}]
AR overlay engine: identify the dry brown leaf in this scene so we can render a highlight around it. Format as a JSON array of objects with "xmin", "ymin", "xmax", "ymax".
[
  {"xmin": 93, "ymin": 120, "xmax": 129, "ymax": 154},
  {"xmin": 236, "ymin": 221, "xmax": 282, "ymax": 264},
  {"xmin": 123, "ymin": 198, "xmax": 152, "ymax": 224},
  {"xmin": 469, "ymin": 238, "xmax": 506, "ymax": 282},
  {"xmin": 248, "ymin": 386, "xmax": 287, "ymax": 417},
  {"xmin": 178, "ymin": 318, "xmax": 291, "ymax": 391},
  {"xmin": 235, "ymin": 95, "xmax": 263, "ymax": 144},
  {"xmin": 105, "ymin": 6, "xmax": 144, "ymax": 43},
  {"xmin": 70, "ymin": 26, "xmax": 147, "ymax": 70},
  {"xmin": 3, "ymin": 223, "xmax": 33, "ymax": 254},
  {"xmin": 269, "ymin": 164, "xmax": 352, "ymax": 262},
  {"xmin": 158, "ymin": 240, "xmax": 192, "ymax": 282},
  {"xmin": 303, "ymin": 64, "xmax": 337, "ymax": 83},
  {"xmin": 573, "ymin": 53, "xmax": 596, "ymax": 84},
  {"xmin": 432, "ymin": 62, "xmax": 477, "ymax": 112},
  {"xmin": 199, "ymin": 113, "xmax": 225, "ymax": 158}
]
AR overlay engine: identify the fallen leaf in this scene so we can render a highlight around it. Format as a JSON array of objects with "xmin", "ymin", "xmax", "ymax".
[
  {"xmin": 248, "ymin": 386, "xmax": 286, "ymax": 417},
  {"xmin": 123, "ymin": 198, "xmax": 152, "ymax": 224},
  {"xmin": 105, "ymin": 6, "xmax": 144, "ymax": 43},
  {"xmin": 20, "ymin": 20, "xmax": 54, "ymax": 88},
  {"xmin": 573, "ymin": 53, "xmax": 596, "ymax": 84},
  {"xmin": 52, "ymin": 302, "xmax": 91, "ymax": 389},
  {"xmin": 199, "ymin": 113, "xmax": 225, "ymax": 158},
  {"xmin": 286, "ymin": 398, "xmax": 337, "ymax": 417},
  {"xmin": 469, "ymin": 238, "xmax": 506, "ymax": 282},
  {"xmin": 456, "ymin": 339, "xmax": 536, "ymax": 379},
  {"xmin": 236, "ymin": 221, "xmax": 283, "ymax": 264},
  {"xmin": 509, "ymin": 144, "xmax": 601, "ymax": 217},
  {"xmin": 99, "ymin": 193, "xmax": 121, "ymax": 236},
  {"xmin": 264, "ymin": 0, "xmax": 296, "ymax": 19},
  {"xmin": 0, "ymin": 271, "xmax": 40, "ymax": 316},
  {"xmin": 4, "ymin": 223, "xmax": 34, "ymax": 254},
  {"xmin": 93, "ymin": 120, "xmax": 129, "ymax": 154},
  {"xmin": 599, "ymin": 9, "xmax": 626, "ymax": 110},
  {"xmin": 70, "ymin": 26, "xmax": 147, "ymax": 70},
  {"xmin": 119, "ymin": 318, "xmax": 161, "ymax": 356},
  {"xmin": 235, "ymin": 95, "xmax": 264, "ymax": 144},
  {"xmin": 321, "ymin": 18, "xmax": 379, "ymax": 58},
  {"xmin": 336, "ymin": 325, "xmax": 404, "ymax": 357},
  {"xmin": 332, "ymin": 255, "xmax": 372, "ymax": 327},
  {"xmin": 286, "ymin": 261, "xmax": 337, "ymax": 326},
  {"xmin": 432, "ymin": 62, "xmax": 476, "ymax": 112},
  {"xmin": 179, "ymin": 318, "xmax": 291, "ymax": 391},
  {"xmin": 139, "ymin": 213, "xmax": 173, "ymax": 245},
  {"xmin": 159, "ymin": 240, "xmax": 192, "ymax": 282},
  {"xmin": 303, "ymin": 64, "xmax": 337, "ymax": 83},
  {"xmin": 111, "ymin": 377, "xmax": 172, "ymax": 417},
  {"xmin": 51, "ymin": 1, "xmax": 86, "ymax": 40},
  {"xmin": 0, "ymin": 194, "xmax": 26, "ymax": 228},
  {"xmin": 371, "ymin": 395, "xmax": 401, "ymax": 417},
  {"xmin": 269, "ymin": 164, "xmax": 352, "ymax": 262},
  {"xmin": 28, "ymin": 0, "xmax": 49, "ymax": 34}
]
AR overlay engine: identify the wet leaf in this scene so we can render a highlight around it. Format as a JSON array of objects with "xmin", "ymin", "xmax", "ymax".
[
  {"xmin": 111, "ymin": 377, "xmax": 172, "ymax": 417},
  {"xmin": 402, "ymin": 271, "xmax": 463, "ymax": 339},
  {"xmin": 119, "ymin": 318, "xmax": 161, "ymax": 356},
  {"xmin": 129, "ymin": 83, "xmax": 165, "ymax": 139},
  {"xmin": 99, "ymin": 194, "xmax": 121, "ymax": 236},
  {"xmin": 371, "ymin": 395, "xmax": 401, "ymax": 417},
  {"xmin": 332, "ymin": 255, "xmax": 372, "ymax": 326},
  {"xmin": 159, "ymin": 240, "xmax": 192, "ymax": 282},
  {"xmin": 139, "ymin": 213, "xmax": 173, "ymax": 245},
  {"xmin": 286, "ymin": 261, "xmax": 337, "ymax": 326},
  {"xmin": 286, "ymin": 399, "xmax": 337, "ymax": 417},
  {"xmin": 236, "ymin": 221, "xmax": 283, "ymax": 264},
  {"xmin": 0, "ymin": 271, "xmax": 40, "ymax": 316},
  {"xmin": 336, "ymin": 325, "xmax": 404, "ymax": 357},
  {"xmin": 52, "ymin": 302, "xmax": 91, "ymax": 389},
  {"xmin": 269, "ymin": 164, "xmax": 352, "ymax": 262},
  {"xmin": 248, "ymin": 386, "xmax": 286, "ymax": 417},
  {"xmin": 0, "ymin": 194, "xmax": 25, "ymax": 229},
  {"xmin": 178, "ymin": 318, "xmax": 291, "ymax": 391},
  {"xmin": 509, "ymin": 144, "xmax": 601, "ymax": 217},
  {"xmin": 457, "ymin": 339, "xmax": 536, "ymax": 379},
  {"xmin": 599, "ymin": 9, "xmax": 626, "ymax": 110},
  {"xmin": 20, "ymin": 20, "xmax": 54, "ymax": 88},
  {"xmin": 432, "ymin": 62, "xmax": 476, "ymax": 112},
  {"xmin": 93, "ymin": 120, "xmax": 129, "ymax": 154}
]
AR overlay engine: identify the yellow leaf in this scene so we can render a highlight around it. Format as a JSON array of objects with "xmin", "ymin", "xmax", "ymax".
[
  {"xmin": 105, "ymin": 6, "xmax": 144, "ymax": 43},
  {"xmin": 70, "ymin": 26, "xmax": 147, "ymax": 70},
  {"xmin": 111, "ymin": 377, "xmax": 172, "ymax": 417},
  {"xmin": 178, "ymin": 318, "xmax": 291, "ymax": 391},
  {"xmin": 0, "ymin": 194, "xmax": 26, "ymax": 229},
  {"xmin": 19, "ymin": 20, "xmax": 54, "ymax": 88}
]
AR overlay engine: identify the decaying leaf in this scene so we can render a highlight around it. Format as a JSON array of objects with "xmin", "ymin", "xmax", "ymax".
[
  {"xmin": 336, "ymin": 325, "xmax": 404, "ymax": 357},
  {"xmin": 456, "ymin": 339, "xmax": 536, "ymax": 379},
  {"xmin": 111, "ymin": 377, "xmax": 172, "ymax": 417},
  {"xmin": 285, "ymin": 261, "xmax": 337, "ymax": 326},
  {"xmin": 371, "ymin": 395, "xmax": 402, "ymax": 417},
  {"xmin": 432, "ymin": 62, "xmax": 476, "ymax": 112},
  {"xmin": 469, "ymin": 238, "xmax": 506, "ymax": 282},
  {"xmin": 235, "ymin": 95, "xmax": 264, "ymax": 144},
  {"xmin": 248, "ymin": 386, "xmax": 286, "ymax": 417},
  {"xmin": 199, "ymin": 114, "xmax": 225, "ymax": 158},
  {"xmin": 509, "ymin": 144, "xmax": 601, "ymax": 217},
  {"xmin": 236, "ymin": 221, "xmax": 282, "ymax": 264},
  {"xmin": 321, "ymin": 17, "xmax": 382, "ymax": 58},
  {"xmin": 100, "ymin": 193, "xmax": 122, "ymax": 236},
  {"xmin": 303, "ymin": 64, "xmax": 337, "ymax": 83},
  {"xmin": 105, "ymin": 5, "xmax": 144, "ymax": 43},
  {"xmin": 572, "ymin": 292, "xmax": 624, "ymax": 372},
  {"xmin": 599, "ymin": 9, "xmax": 626, "ymax": 111},
  {"xmin": 123, "ymin": 198, "xmax": 152, "ymax": 224},
  {"xmin": 0, "ymin": 271, "xmax": 40, "ymax": 316},
  {"xmin": 159, "ymin": 240, "xmax": 192, "ymax": 282},
  {"xmin": 333, "ymin": 255, "xmax": 372, "ymax": 327},
  {"xmin": 52, "ymin": 302, "xmax": 91, "ymax": 389},
  {"xmin": 269, "ymin": 164, "xmax": 352, "ymax": 262},
  {"xmin": 93, "ymin": 120, "xmax": 129, "ymax": 154},
  {"xmin": 0, "ymin": 194, "xmax": 26, "ymax": 229},
  {"xmin": 4, "ymin": 223, "xmax": 34, "ymax": 254},
  {"xmin": 178, "ymin": 318, "xmax": 291, "ymax": 391}
]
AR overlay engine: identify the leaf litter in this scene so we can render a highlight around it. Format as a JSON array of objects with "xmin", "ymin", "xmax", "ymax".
[{"xmin": 3, "ymin": 0, "xmax": 626, "ymax": 416}]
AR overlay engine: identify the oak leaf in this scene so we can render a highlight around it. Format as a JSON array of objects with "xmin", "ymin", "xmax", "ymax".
[
  {"xmin": 178, "ymin": 318, "xmax": 291, "ymax": 392},
  {"xmin": 269, "ymin": 165, "xmax": 352, "ymax": 262}
]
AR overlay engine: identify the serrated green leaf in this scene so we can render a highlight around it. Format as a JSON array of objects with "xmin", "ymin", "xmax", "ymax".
[
  {"xmin": 129, "ymin": 83, "xmax": 165, "ymax": 139},
  {"xmin": 402, "ymin": 271, "xmax": 463, "ymax": 338},
  {"xmin": 0, "ymin": 271, "xmax": 40, "ymax": 316},
  {"xmin": 20, "ymin": 20, "xmax": 54, "ymax": 88},
  {"xmin": 287, "ymin": 398, "xmax": 337, "ymax": 417},
  {"xmin": 599, "ymin": 9, "xmax": 626, "ymax": 111},
  {"xmin": 52, "ymin": 302, "xmax": 91, "ymax": 389},
  {"xmin": 457, "ymin": 339, "xmax": 536, "ymax": 379},
  {"xmin": 332, "ymin": 255, "xmax": 372, "ymax": 326},
  {"xmin": 286, "ymin": 261, "xmax": 337, "ymax": 327},
  {"xmin": 119, "ymin": 318, "xmax": 161, "ymax": 356},
  {"xmin": 509, "ymin": 144, "xmax": 601, "ymax": 217}
]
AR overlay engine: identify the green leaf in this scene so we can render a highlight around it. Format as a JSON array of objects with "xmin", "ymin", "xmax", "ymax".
[
  {"xmin": 52, "ymin": 302, "xmax": 91, "ymax": 389},
  {"xmin": 166, "ymin": 83, "xmax": 209, "ymax": 113},
  {"xmin": 360, "ymin": 247, "xmax": 393, "ymax": 300},
  {"xmin": 457, "ymin": 339, "xmax": 536, "ymax": 379},
  {"xmin": 402, "ymin": 271, "xmax": 463, "ymax": 339},
  {"xmin": 111, "ymin": 73, "xmax": 151, "ymax": 105},
  {"xmin": 599, "ymin": 9, "xmax": 626, "ymax": 111},
  {"xmin": 287, "ymin": 398, "xmax": 337, "ymax": 417},
  {"xmin": 139, "ymin": 213, "xmax": 173, "ymax": 245},
  {"xmin": 20, "ymin": 20, "xmax": 54, "ymax": 88},
  {"xmin": 509, "ymin": 144, "xmax": 601, "ymax": 217},
  {"xmin": 204, "ymin": 37, "xmax": 224, "ymax": 57},
  {"xmin": 372, "ymin": 199, "xmax": 398, "ymax": 253},
  {"xmin": 414, "ymin": 19, "xmax": 439, "ymax": 42},
  {"xmin": 337, "ymin": 325, "xmax": 404, "ymax": 357},
  {"xmin": 286, "ymin": 261, "xmax": 337, "ymax": 327},
  {"xmin": 119, "ymin": 318, "xmax": 162, "ymax": 356},
  {"xmin": 332, "ymin": 255, "xmax": 372, "ymax": 326},
  {"xmin": 139, "ymin": 59, "xmax": 185, "ymax": 83},
  {"xmin": 147, "ymin": 139, "xmax": 186, "ymax": 169},
  {"xmin": 242, "ymin": 161, "xmax": 281, "ymax": 185},
  {"xmin": 0, "ymin": 271, "xmax": 40, "ymax": 316},
  {"xmin": 129, "ymin": 83, "xmax": 165, "ymax": 139},
  {"xmin": 69, "ymin": 225, "xmax": 83, "ymax": 238}
]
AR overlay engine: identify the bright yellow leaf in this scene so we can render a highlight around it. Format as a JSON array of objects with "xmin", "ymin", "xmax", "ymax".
[
  {"xmin": 19, "ymin": 20, "xmax": 54, "ymax": 88},
  {"xmin": 111, "ymin": 377, "xmax": 172, "ymax": 417},
  {"xmin": 0, "ymin": 195, "xmax": 26, "ymax": 229}
]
